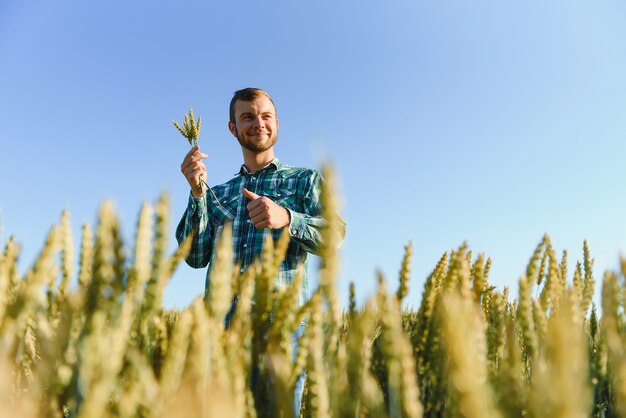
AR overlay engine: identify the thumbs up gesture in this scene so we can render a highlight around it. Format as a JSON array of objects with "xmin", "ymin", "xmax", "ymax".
[{"xmin": 243, "ymin": 188, "xmax": 291, "ymax": 229}]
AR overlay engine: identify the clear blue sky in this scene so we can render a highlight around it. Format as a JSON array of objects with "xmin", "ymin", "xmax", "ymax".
[{"xmin": 2, "ymin": 0, "xmax": 626, "ymax": 309}]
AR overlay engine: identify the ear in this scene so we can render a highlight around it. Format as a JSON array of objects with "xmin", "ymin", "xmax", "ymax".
[{"xmin": 228, "ymin": 121, "xmax": 237, "ymax": 137}]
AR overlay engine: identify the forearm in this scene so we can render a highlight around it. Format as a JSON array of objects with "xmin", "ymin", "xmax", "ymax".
[
  {"xmin": 286, "ymin": 209, "xmax": 346, "ymax": 256},
  {"xmin": 284, "ymin": 170, "xmax": 346, "ymax": 255},
  {"xmin": 176, "ymin": 193, "xmax": 214, "ymax": 268}
]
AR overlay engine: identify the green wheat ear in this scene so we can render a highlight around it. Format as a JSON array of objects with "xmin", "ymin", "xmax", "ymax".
[
  {"xmin": 172, "ymin": 108, "xmax": 202, "ymax": 147},
  {"xmin": 172, "ymin": 107, "xmax": 221, "ymax": 208}
]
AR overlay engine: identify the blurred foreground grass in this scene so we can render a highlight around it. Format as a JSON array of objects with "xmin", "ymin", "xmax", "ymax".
[{"xmin": 1, "ymin": 167, "xmax": 626, "ymax": 417}]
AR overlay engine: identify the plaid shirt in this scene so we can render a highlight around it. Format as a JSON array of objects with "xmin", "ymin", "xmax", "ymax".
[{"xmin": 176, "ymin": 158, "xmax": 334, "ymax": 306}]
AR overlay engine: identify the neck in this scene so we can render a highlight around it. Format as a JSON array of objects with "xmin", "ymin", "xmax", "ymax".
[{"xmin": 242, "ymin": 148, "xmax": 275, "ymax": 173}]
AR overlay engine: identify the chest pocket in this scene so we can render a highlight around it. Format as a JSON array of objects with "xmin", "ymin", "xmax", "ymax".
[
  {"xmin": 265, "ymin": 188, "xmax": 298, "ymax": 211},
  {"xmin": 209, "ymin": 193, "xmax": 239, "ymax": 224},
  {"xmin": 266, "ymin": 188, "xmax": 299, "ymax": 242}
]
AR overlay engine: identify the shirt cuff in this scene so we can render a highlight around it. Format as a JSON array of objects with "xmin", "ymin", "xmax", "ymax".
[
  {"xmin": 286, "ymin": 208, "xmax": 305, "ymax": 239},
  {"xmin": 188, "ymin": 192, "xmax": 207, "ymax": 214}
]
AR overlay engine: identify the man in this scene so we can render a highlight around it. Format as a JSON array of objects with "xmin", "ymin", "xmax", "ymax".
[{"xmin": 176, "ymin": 87, "xmax": 345, "ymax": 414}]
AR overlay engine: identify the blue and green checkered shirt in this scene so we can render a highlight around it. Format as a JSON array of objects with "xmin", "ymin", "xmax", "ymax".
[{"xmin": 176, "ymin": 158, "xmax": 337, "ymax": 306}]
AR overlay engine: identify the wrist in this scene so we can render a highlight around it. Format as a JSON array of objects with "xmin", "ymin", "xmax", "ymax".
[
  {"xmin": 191, "ymin": 187, "xmax": 204, "ymax": 198},
  {"xmin": 283, "ymin": 207, "xmax": 293, "ymax": 229},
  {"xmin": 191, "ymin": 179, "xmax": 205, "ymax": 198}
]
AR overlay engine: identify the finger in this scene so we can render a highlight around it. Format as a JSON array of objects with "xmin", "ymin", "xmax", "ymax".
[
  {"xmin": 191, "ymin": 152, "xmax": 208, "ymax": 162},
  {"xmin": 187, "ymin": 168, "xmax": 204, "ymax": 183},
  {"xmin": 250, "ymin": 209, "xmax": 268, "ymax": 224},
  {"xmin": 248, "ymin": 205, "xmax": 267, "ymax": 219},
  {"xmin": 181, "ymin": 153, "xmax": 195, "ymax": 171},
  {"xmin": 184, "ymin": 167, "xmax": 206, "ymax": 179},
  {"xmin": 253, "ymin": 219, "xmax": 269, "ymax": 229},
  {"xmin": 182, "ymin": 160, "xmax": 205, "ymax": 176},
  {"xmin": 246, "ymin": 198, "xmax": 262, "ymax": 212},
  {"xmin": 243, "ymin": 188, "xmax": 260, "ymax": 200},
  {"xmin": 183, "ymin": 146, "xmax": 199, "ymax": 163},
  {"xmin": 248, "ymin": 198, "xmax": 272, "ymax": 212},
  {"xmin": 192, "ymin": 160, "xmax": 206, "ymax": 171},
  {"xmin": 182, "ymin": 147, "xmax": 207, "ymax": 167},
  {"xmin": 186, "ymin": 146, "xmax": 199, "ymax": 158}
]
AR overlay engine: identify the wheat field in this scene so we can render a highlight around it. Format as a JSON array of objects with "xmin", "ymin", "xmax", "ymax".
[{"xmin": 1, "ymin": 167, "xmax": 625, "ymax": 418}]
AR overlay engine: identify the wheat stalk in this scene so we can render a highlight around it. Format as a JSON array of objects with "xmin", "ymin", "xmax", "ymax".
[{"xmin": 173, "ymin": 108, "xmax": 222, "ymax": 209}]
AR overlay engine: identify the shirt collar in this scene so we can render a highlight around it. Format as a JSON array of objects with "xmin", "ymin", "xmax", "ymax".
[{"xmin": 237, "ymin": 158, "xmax": 285, "ymax": 176}]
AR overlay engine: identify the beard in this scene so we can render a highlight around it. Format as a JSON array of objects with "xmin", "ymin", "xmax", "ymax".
[{"xmin": 235, "ymin": 127, "xmax": 277, "ymax": 153}]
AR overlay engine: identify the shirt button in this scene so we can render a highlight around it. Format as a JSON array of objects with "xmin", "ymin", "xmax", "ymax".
[
  {"xmin": 243, "ymin": 243, "xmax": 247, "ymax": 248},
  {"xmin": 246, "ymin": 219, "xmax": 251, "ymax": 223},
  {"xmin": 240, "ymin": 268, "xmax": 245, "ymax": 273},
  {"xmin": 252, "ymin": 177, "xmax": 256, "ymax": 181},
  {"xmin": 291, "ymin": 229, "xmax": 297, "ymax": 234}
]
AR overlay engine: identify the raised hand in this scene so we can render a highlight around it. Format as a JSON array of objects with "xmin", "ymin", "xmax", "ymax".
[
  {"xmin": 243, "ymin": 188, "xmax": 290, "ymax": 229},
  {"xmin": 181, "ymin": 146, "xmax": 208, "ymax": 198}
]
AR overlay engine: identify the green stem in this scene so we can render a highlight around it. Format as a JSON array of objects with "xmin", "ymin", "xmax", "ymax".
[{"xmin": 201, "ymin": 179, "xmax": 223, "ymax": 209}]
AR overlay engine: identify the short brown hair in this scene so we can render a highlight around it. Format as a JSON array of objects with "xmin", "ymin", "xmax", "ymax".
[{"xmin": 229, "ymin": 88, "xmax": 276, "ymax": 124}]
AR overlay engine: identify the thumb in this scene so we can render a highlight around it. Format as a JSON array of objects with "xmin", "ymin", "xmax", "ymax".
[{"xmin": 242, "ymin": 188, "xmax": 260, "ymax": 200}]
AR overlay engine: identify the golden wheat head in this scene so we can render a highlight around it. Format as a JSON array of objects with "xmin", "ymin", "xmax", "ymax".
[{"xmin": 173, "ymin": 108, "xmax": 202, "ymax": 146}]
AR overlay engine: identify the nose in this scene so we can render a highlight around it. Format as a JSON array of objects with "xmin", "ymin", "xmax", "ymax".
[{"xmin": 253, "ymin": 116, "xmax": 265, "ymax": 128}]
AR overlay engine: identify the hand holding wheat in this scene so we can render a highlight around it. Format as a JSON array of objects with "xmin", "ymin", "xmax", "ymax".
[
  {"xmin": 180, "ymin": 147, "xmax": 208, "ymax": 198},
  {"xmin": 174, "ymin": 108, "xmax": 222, "ymax": 207}
]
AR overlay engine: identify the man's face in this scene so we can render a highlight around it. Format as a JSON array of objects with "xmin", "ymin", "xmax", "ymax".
[{"xmin": 229, "ymin": 95, "xmax": 279, "ymax": 153}]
